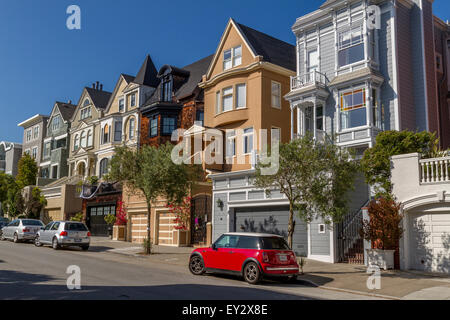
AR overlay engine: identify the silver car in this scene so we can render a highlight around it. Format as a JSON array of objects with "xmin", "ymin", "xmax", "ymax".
[
  {"xmin": 35, "ymin": 221, "xmax": 91, "ymax": 251},
  {"xmin": 0, "ymin": 219, "xmax": 44, "ymax": 242}
]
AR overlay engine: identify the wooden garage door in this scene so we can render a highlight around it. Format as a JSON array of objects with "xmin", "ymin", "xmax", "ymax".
[
  {"xmin": 410, "ymin": 212, "xmax": 450, "ymax": 273},
  {"xmin": 131, "ymin": 214, "xmax": 147, "ymax": 243},
  {"xmin": 45, "ymin": 209, "xmax": 62, "ymax": 222},
  {"xmin": 235, "ymin": 206, "xmax": 308, "ymax": 256},
  {"xmin": 158, "ymin": 212, "xmax": 176, "ymax": 245}
]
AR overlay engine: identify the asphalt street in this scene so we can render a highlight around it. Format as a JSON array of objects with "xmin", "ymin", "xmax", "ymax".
[{"xmin": 0, "ymin": 239, "xmax": 381, "ymax": 300}]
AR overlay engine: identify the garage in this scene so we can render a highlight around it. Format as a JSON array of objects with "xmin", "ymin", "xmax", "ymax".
[
  {"xmin": 409, "ymin": 211, "xmax": 450, "ymax": 273},
  {"xmin": 234, "ymin": 206, "xmax": 308, "ymax": 256}
]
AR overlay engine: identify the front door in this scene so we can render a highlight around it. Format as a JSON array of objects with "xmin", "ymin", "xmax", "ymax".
[{"xmin": 191, "ymin": 195, "xmax": 212, "ymax": 245}]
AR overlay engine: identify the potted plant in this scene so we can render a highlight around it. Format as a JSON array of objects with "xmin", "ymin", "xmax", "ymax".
[
  {"xmin": 104, "ymin": 214, "xmax": 116, "ymax": 239},
  {"xmin": 361, "ymin": 198, "xmax": 404, "ymax": 270}
]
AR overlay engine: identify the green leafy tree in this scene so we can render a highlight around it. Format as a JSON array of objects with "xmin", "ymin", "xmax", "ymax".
[
  {"xmin": 16, "ymin": 153, "xmax": 38, "ymax": 188},
  {"xmin": 361, "ymin": 130, "xmax": 441, "ymax": 197},
  {"xmin": 254, "ymin": 133, "xmax": 360, "ymax": 248},
  {"xmin": 0, "ymin": 172, "xmax": 15, "ymax": 205},
  {"xmin": 24, "ymin": 187, "xmax": 47, "ymax": 219},
  {"xmin": 107, "ymin": 143, "xmax": 196, "ymax": 254}
]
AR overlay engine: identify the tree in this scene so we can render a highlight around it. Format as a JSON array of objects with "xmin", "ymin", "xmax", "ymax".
[
  {"xmin": 107, "ymin": 143, "xmax": 196, "ymax": 254},
  {"xmin": 0, "ymin": 172, "xmax": 15, "ymax": 204},
  {"xmin": 16, "ymin": 153, "xmax": 38, "ymax": 188},
  {"xmin": 361, "ymin": 130, "xmax": 441, "ymax": 197},
  {"xmin": 24, "ymin": 187, "xmax": 47, "ymax": 219},
  {"xmin": 361, "ymin": 198, "xmax": 404, "ymax": 250},
  {"xmin": 254, "ymin": 133, "xmax": 360, "ymax": 247}
]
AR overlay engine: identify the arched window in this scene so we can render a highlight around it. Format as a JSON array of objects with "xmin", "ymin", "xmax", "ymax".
[
  {"xmin": 129, "ymin": 117, "xmax": 135, "ymax": 140},
  {"xmin": 99, "ymin": 158, "xmax": 109, "ymax": 178},
  {"xmin": 83, "ymin": 99, "xmax": 90, "ymax": 107},
  {"xmin": 103, "ymin": 124, "xmax": 110, "ymax": 144},
  {"xmin": 80, "ymin": 131, "xmax": 86, "ymax": 148},
  {"xmin": 87, "ymin": 130, "xmax": 93, "ymax": 147},
  {"xmin": 74, "ymin": 134, "xmax": 79, "ymax": 150}
]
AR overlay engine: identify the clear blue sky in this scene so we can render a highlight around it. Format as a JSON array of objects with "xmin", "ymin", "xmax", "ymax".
[{"xmin": 0, "ymin": 0, "xmax": 449, "ymax": 143}]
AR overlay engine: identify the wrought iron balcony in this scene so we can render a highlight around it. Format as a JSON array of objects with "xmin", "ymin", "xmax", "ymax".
[{"xmin": 290, "ymin": 71, "xmax": 328, "ymax": 91}]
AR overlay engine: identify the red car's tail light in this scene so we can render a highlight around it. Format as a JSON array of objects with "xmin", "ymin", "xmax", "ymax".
[
  {"xmin": 262, "ymin": 252, "xmax": 270, "ymax": 263},
  {"xmin": 60, "ymin": 231, "xmax": 68, "ymax": 237}
]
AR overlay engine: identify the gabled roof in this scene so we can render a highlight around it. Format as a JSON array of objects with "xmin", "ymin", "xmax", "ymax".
[
  {"xmin": 122, "ymin": 74, "xmax": 135, "ymax": 84},
  {"xmin": 54, "ymin": 102, "xmax": 76, "ymax": 122},
  {"xmin": 104, "ymin": 74, "xmax": 136, "ymax": 113},
  {"xmin": 235, "ymin": 21, "xmax": 296, "ymax": 71},
  {"xmin": 206, "ymin": 18, "xmax": 296, "ymax": 78},
  {"xmin": 133, "ymin": 55, "xmax": 159, "ymax": 87},
  {"xmin": 84, "ymin": 87, "xmax": 112, "ymax": 110}
]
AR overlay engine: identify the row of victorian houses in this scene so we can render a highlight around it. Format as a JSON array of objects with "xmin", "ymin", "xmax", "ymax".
[{"xmin": 10, "ymin": 0, "xmax": 450, "ymax": 273}]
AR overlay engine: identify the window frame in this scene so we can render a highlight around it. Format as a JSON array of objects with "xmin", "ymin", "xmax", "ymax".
[
  {"xmin": 119, "ymin": 98, "xmax": 125, "ymax": 112},
  {"xmin": 226, "ymin": 130, "xmax": 237, "ymax": 158},
  {"xmin": 149, "ymin": 116, "xmax": 158, "ymax": 137},
  {"xmin": 162, "ymin": 117, "xmax": 176, "ymax": 136},
  {"xmin": 337, "ymin": 25, "xmax": 365, "ymax": 68},
  {"xmin": 339, "ymin": 86, "xmax": 368, "ymax": 130},
  {"xmin": 129, "ymin": 117, "xmax": 135, "ymax": 139},
  {"xmin": 235, "ymin": 83, "xmax": 247, "ymax": 109},
  {"xmin": 222, "ymin": 87, "xmax": 234, "ymax": 112},
  {"xmin": 271, "ymin": 81, "xmax": 282, "ymax": 109},
  {"xmin": 242, "ymin": 127, "xmax": 254, "ymax": 155},
  {"xmin": 114, "ymin": 121, "xmax": 122, "ymax": 142},
  {"xmin": 223, "ymin": 45, "xmax": 242, "ymax": 71}
]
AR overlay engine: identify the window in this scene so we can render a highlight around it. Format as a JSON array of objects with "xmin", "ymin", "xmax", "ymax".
[
  {"xmin": 74, "ymin": 134, "xmax": 79, "ymax": 151},
  {"xmin": 32, "ymin": 147, "xmax": 37, "ymax": 159},
  {"xmin": 436, "ymin": 53, "xmax": 443, "ymax": 73},
  {"xmin": 129, "ymin": 118, "xmax": 135, "ymax": 139},
  {"xmin": 226, "ymin": 130, "xmax": 236, "ymax": 158},
  {"xmin": 119, "ymin": 98, "xmax": 125, "ymax": 112},
  {"xmin": 83, "ymin": 99, "xmax": 90, "ymax": 107},
  {"xmin": 236, "ymin": 236, "xmax": 260, "ymax": 249},
  {"xmin": 33, "ymin": 126, "xmax": 39, "ymax": 139},
  {"xmin": 307, "ymin": 49, "xmax": 319, "ymax": 73},
  {"xmin": 52, "ymin": 115, "xmax": 61, "ymax": 131},
  {"xmin": 316, "ymin": 106, "xmax": 324, "ymax": 131},
  {"xmin": 271, "ymin": 82, "xmax": 281, "ymax": 109},
  {"xmin": 102, "ymin": 124, "xmax": 110, "ymax": 144},
  {"xmin": 80, "ymin": 131, "xmax": 87, "ymax": 148},
  {"xmin": 99, "ymin": 158, "xmax": 109, "ymax": 178},
  {"xmin": 318, "ymin": 224, "xmax": 326, "ymax": 234},
  {"xmin": 114, "ymin": 121, "xmax": 122, "ymax": 141},
  {"xmin": 223, "ymin": 45, "xmax": 242, "ymax": 70},
  {"xmin": 150, "ymin": 117, "xmax": 158, "ymax": 137},
  {"xmin": 340, "ymin": 87, "xmax": 367, "ymax": 129},
  {"xmin": 43, "ymin": 142, "xmax": 51, "ymax": 159},
  {"xmin": 87, "ymin": 130, "xmax": 93, "ymax": 147},
  {"xmin": 236, "ymin": 84, "xmax": 246, "ymax": 109},
  {"xmin": 215, "ymin": 91, "xmax": 221, "ymax": 114},
  {"xmin": 260, "ymin": 237, "xmax": 290, "ymax": 250},
  {"xmin": 51, "ymin": 165, "xmax": 58, "ymax": 179},
  {"xmin": 196, "ymin": 110, "xmax": 204, "ymax": 126},
  {"xmin": 222, "ymin": 87, "xmax": 233, "ymax": 112},
  {"xmin": 80, "ymin": 107, "xmax": 91, "ymax": 120},
  {"xmin": 162, "ymin": 78, "xmax": 172, "ymax": 102},
  {"xmin": 214, "ymin": 234, "xmax": 239, "ymax": 248},
  {"xmin": 56, "ymin": 138, "xmax": 66, "ymax": 149},
  {"xmin": 338, "ymin": 26, "xmax": 365, "ymax": 67},
  {"xmin": 41, "ymin": 167, "xmax": 49, "ymax": 179},
  {"xmin": 162, "ymin": 117, "xmax": 176, "ymax": 135},
  {"xmin": 26, "ymin": 129, "xmax": 32, "ymax": 142},
  {"xmin": 130, "ymin": 93, "xmax": 136, "ymax": 107},
  {"xmin": 243, "ymin": 128, "xmax": 254, "ymax": 154}
]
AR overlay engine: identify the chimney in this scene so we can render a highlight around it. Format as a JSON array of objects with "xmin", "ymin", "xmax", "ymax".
[
  {"xmin": 68, "ymin": 99, "xmax": 72, "ymax": 104},
  {"xmin": 96, "ymin": 81, "xmax": 100, "ymax": 90},
  {"xmin": 100, "ymin": 84, "xmax": 103, "ymax": 91},
  {"xmin": 92, "ymin": 83, "xmax": 95, "ymax": 89}
]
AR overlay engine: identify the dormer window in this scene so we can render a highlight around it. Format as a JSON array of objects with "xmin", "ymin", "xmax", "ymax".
[
  {"xmin": 223, "ymin": 45, "xmax": 242, "ymax": 70},
  {"xmin": 162, "ymin": 77, "xmax": 172, "ymax": 102},
  {"xmin": 80, "ymin": 107, "xmax": 91, "ymax": 120},
  {"xmin": 83, "ymin": 99, "xmax": 90, "ymax": 107}
]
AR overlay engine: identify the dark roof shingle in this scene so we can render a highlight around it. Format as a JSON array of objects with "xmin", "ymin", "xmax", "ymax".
[{"xmin": 85, "ymin": 87, "xmax": 112, "ymax": 110}]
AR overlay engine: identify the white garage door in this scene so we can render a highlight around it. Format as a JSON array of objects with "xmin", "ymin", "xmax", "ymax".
[{"xmin": 409, "ymin": 212, "xmax": 450, "ymax": 273}]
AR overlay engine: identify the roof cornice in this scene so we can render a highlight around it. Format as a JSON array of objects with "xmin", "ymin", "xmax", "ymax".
[{"xmin": 17, "ymin": 114, "xmax": 49, "ymax": 128}]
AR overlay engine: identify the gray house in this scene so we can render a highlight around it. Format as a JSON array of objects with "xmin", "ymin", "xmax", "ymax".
[
  {"xmin": 211, "ymin": 0, "xmax": 449, "ymax": 265},
  {"xmin": 17, "ymin": 114, "xmax": 49, "ymax": 180},
  {"xmin": 38, "ymin": 101, "xmax": 77, "ymax": 184},
  {"xmin": 0, "ymin": 141, "xmax": 22, "ymax": 177}
]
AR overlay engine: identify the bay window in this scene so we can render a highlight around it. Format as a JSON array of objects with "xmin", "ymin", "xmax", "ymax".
[
  {"xmin": 243, "ymin": 128, "xmax": 254, "ymax": 154},
  {"xmin": 236, "ymin": 84, "xmax": 246, "ymax": 109},
  {"xmin": 338, "ymin": 26, "xmax": 365, "ymax": 67},
  {"xmin": 222, "ymin": 87, "xmax": 233, "ymax": 112},
  {"xmin": 340, "ymin": 87, "xmax": 367, "ymax": 129}
]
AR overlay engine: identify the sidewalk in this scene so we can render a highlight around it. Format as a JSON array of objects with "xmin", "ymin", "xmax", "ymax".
[{"xmin": 299, "ymin": 259, "xmax": 450, "ymax": 300}]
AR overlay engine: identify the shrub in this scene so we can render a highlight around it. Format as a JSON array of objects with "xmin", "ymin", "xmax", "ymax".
[{"xmin": 70, "ymin": 212, "xmax": 84, "ymax": 222}]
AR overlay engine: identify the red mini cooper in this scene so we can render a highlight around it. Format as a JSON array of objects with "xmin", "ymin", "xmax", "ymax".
[{"xmin": 189, "ymin": 232, "xmax": 299, "ymax": 284}]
